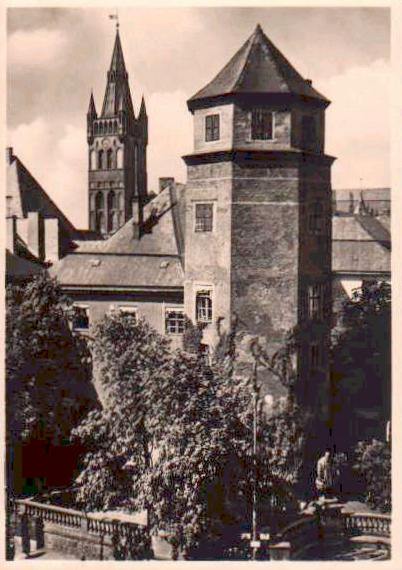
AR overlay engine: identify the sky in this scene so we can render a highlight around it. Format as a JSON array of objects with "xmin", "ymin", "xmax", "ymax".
[{"xmin": 7, "ymin": 7, "xmax": 390, "ymax": 229}]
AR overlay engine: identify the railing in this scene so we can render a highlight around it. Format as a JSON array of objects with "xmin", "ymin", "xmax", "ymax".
[
  {"xmin": 13, "ymin": 499, "xmax": 146, "ymax": 537},
  {"xmin": 344, "ymin": 512, "xmax": 391, "ymax": 538}
]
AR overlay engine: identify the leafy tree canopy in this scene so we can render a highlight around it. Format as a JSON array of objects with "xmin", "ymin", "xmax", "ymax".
[{"xmin": 6, "ymin": 273, "xmax": 97, "ymax": 448}]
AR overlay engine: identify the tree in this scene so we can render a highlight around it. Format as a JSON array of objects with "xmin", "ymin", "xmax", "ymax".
[
  {"xmin": 6, "ymin": 273, "xmax": 97, "ymax": 494},
  {"xmin": 73, "ymin": 314, "xmax": 309, "ymax": 558},
  {"xmin": 331, "ymin": 281, "xmax": 391, "ymax": 449},
  {"xmin": 353, "ymin": 439, "xmax": 391, "ymax": 512}
]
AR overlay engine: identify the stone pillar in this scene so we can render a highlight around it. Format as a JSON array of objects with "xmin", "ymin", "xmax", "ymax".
[
  {"xmin": 35, "ymin": 517, "xmax": 45, "ymax": 550},
  {"xmin": 21, "ymin": 512, "xmax": 30, "ymax": 556}
]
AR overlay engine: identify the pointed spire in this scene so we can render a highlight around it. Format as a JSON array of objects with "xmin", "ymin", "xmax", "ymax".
[
  {"xmin": 87, "ymin": 90, "xmax": 97, "ymax": 118},
  {"xmin": 109, "ymin": 27, "xmax": 127, "ymax": 75},
  {"xmin": 139, "ymin": 95, "xmax": 147, "ymax": 118},
  {"xmin": 101, "ymin": 27, "xmax": 135, "ymax": 119}
]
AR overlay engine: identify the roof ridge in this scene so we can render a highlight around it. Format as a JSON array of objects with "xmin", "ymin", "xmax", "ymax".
[{"xmin": 231, "ymin": 29, "xmax": 257, "ymax": 92}]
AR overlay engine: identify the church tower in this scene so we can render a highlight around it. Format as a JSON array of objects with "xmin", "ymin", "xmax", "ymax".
[
  {"xmin": 87, "ymin": 26, "xmax": 148, "ymax": 235},
  {"xmin": 183, "ymin": 25, "xmax": 334, "ymax": 421}
]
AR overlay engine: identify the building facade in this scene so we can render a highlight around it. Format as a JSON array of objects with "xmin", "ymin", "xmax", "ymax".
[{"xmin": 6, "ymin": 25, "xmax": 390, "ymax": 433}]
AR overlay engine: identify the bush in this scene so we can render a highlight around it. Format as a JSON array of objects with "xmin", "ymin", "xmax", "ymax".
[{"xmin": 353, "ymin": 439, "xmax": 391, "ymax": 512}]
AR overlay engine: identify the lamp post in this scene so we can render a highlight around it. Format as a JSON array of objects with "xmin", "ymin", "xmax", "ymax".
[{"xmin": 250, "ymin": 360, "xmax": 261, "ymax": 561}]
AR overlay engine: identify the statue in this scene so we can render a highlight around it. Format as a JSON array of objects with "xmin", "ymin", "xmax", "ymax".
[{"xmin": 315, "ymin": 448, "xmax": 335, "ymax": 497}]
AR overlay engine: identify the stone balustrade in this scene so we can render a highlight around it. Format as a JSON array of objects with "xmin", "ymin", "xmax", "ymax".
[{"xmin": 344, "ymin": 512, "xmax": 391, "ymax": 538}]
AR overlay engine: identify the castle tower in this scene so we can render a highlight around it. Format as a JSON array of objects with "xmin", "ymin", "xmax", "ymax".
[
  {"xmin": 87, "ymin": 27, "xmax": 148, "ymax": 235},
  {"xmin": 183, "ymin": 25, "xmax": 334, "ymax": 420}
]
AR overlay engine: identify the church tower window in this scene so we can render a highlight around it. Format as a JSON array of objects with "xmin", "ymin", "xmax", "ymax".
[
  {"xmin": 106, "ymin": 148, "xmax": 113, "ymax": 170},
  {"xmin": 98, "ymin": 150, "xmax": 104, "ymax": 170},
  {"xmin": 251, "ymin": 109, "xmax": 274, "ymax": 140},
  {"xmin": 195, "ymin": 203, "xmax": 213, "ymax": 232}
]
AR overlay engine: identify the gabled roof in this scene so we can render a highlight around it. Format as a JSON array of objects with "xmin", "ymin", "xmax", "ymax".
[
  {"xmin": 332, "ymin": 215, "xmax": 390, "ymax": 275},
  {"xmin": 51, "ymin": 183, "xmax": 186, "ymax": 291},
  {"xmin": 188, "ymin": 24, "xmax": 329, "ymax": 110},
  {"xmin": 6, "ymin": 153, "xmax": 78, "ymax": 240}
]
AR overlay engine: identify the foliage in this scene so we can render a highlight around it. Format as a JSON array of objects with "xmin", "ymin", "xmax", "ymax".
[
  {"xmin": 331, "ymin": 281, "xmax": 391, "ymax": 447},
  {"xmin": 353, "ymin": 439, "xmax": 391, "ymax": 512},
  {"xmin": 73, "ymin": 312, "xmax": 308, "ymax": 557},
  {"xmin": 6, "ymin": 273, "xmax": 96, "ymax": 450}
]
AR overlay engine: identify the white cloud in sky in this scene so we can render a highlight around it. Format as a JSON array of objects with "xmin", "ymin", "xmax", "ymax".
[
  {"xmin": 8, "ymin": 28, "xmax": 68, "ymax": 69},
  {"xmin": 319, "ymin": 59, "xmax": 390, "ymax": 188}
]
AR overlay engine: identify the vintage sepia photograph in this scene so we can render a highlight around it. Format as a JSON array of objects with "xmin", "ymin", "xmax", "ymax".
[{"xmin": 5, "ymin": 6, "xmax": 391, "ymax": 562}]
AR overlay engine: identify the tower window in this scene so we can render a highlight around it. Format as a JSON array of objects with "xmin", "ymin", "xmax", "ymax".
[
  {"xmin": 165, "ymin": 308, "xmax": 185, "ymax": 335},
  {"xmin": 98, "ymin": 150, "xmax": 104, "ymax": 170},
  {"xmin": 309, "ymin": 342, "xmax": 321, "ymax": 372},
  {"xmin": 195, "ymin": 203, "xmax": 213, "ymax": 232},
  {"xmin": 106, "ymin": 149, "xmax": 113, "ymax": 170},
  {"xmin": 308, "ymin": 201, "xmax": 324, "ymax": 235},
  {"xmin": 196, "ymin": 290, "xmax": 212, "ymax": 323},
  {"xmin": 307, "ymin": 284, "xmax": 324, "ymax": 320},
  {"xmin": 72, "ymin": 305, "xmax": 89, "ymax": 332},
  {"xmin": 251, "ymin": 109, "xmax": 273, "ymax": 140},
  {"xmin": 205, "ymin": 114, "xmax": 220, "ymax": 142}
]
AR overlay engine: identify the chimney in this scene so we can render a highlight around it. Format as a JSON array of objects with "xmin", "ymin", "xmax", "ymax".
[
  {"xmin": 132, "ymin": 200, "xmax": 143, "ymax": 240},
  {"xmin": 159, "ymin": 177, "xmax": 174, "ymax": 194},
  {"xmin": 27, "ymin": 212, "xmax": 45, "ymax": 260},
  {"xmin": 6, "ymin": 216, "xmax": 17, "ymax": 253},
  {"xmin": 44, "ymin": 218, "xmax": 60, "ymax": 262},
  {"xmin": 6, "ymin": 147, "xmax": 13, "ymax": 165}
]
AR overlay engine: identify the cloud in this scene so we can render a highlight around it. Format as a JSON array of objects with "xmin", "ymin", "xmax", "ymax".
[
  {"xmin": 146, "ymin": 90, "xmax": 193, "ymax": 191},
  {"xmin": 317, "ymin": 59, "xmax": 390, "ymax": 188},
  {"xmin": 8, "ymin": 117, "xmax": 87, "ymax": 227},
  {"xmin": 8, "ymin": 28, "xmax": 68, "ymax": 69}
]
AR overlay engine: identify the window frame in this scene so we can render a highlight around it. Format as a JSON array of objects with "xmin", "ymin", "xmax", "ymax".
[
  {"xmin": 205, "ymin": 114, "xmax": 220, "ymax": 142},
  {"xmin": 307, "ymin": 284, "xmax": 324, "ymax": 321},
  {"xmin": 165, "ymin": 307, "xmax": 185, "ymax": 335},
  {"xmin": 309, "ymin": 342, "xmax": 321, "ymax": 372},
  {"xmin": 195, "ymin": 289, "xmax": 213, "ymax": 324},
  {"xmin": 251, "ymin": 109, "xmax": 275, "ymax": 141},
  {"xmin": 117, "ymin": 305, "xmax": 138, "ymax": 319},
  {"xmin": 194, "ymin": 202, "xmax": 214, "ymax": 233},
  {"xmin": 72, "ymin": 304, "xmax": 90, "ymax": 332}
]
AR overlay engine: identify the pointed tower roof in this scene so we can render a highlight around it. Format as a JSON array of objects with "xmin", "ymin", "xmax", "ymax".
[
  {"xmin": 87, "ymin": 91, "xmax": 97, "ymax": 117},
  {"xmin": 188, "ymin": 24, "xmax": 329, "ymax": 110},
  {"xmin": 101, "ymin": 28, "xmax": 135, "ymax": 118},
  {"xmin": 139, "ymin": 95, "xmax": 147, "ymax": 118}
]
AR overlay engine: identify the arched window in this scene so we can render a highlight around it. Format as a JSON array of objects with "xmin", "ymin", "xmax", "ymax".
[
  {"xmin": 96, "ymin": 211, "xmax": 105, "ymax": 234},
  {"xmin": 99, "ymin": 122, "xmax": 104, "ymax": 135},
  {"xmin": 108, "ymin": 121, "xmax": 112, "ymax": 134},
  {"xmin": 94, "ymin": 123, "xmax": 98, "ymax": 135},
  {"xmin": 107, "ymin": 190, "xmax": 116, "ymax": 211},
  {"xmin": 116, "ymin": 147, "xmax": 124, "ymax": 169},
  {"xmin": 134, "ymin": 145, "xmax": 138, "ymax": 193},
  {"xmin": 106, "ymin": 149, "xmax": 113, "ymax": 170},
  {"xmin": 95, "ymin": 191, "xmax": 104, "ymax": 211},
  {"xmin": 98, "ymin": 150, "xmax": 104, "ymax": 170},
  {"xmin": 114, "ymin": 120, "xmax": 118, "ymax": 131},
  {"xmin": 90, "ymin": 150, "xmax": 96, "ymax": 170}
]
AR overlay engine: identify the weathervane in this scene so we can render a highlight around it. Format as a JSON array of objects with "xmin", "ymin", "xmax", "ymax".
[{"xmin": 109, "ymin": 10, "xmax": 119, "ymax": 30}]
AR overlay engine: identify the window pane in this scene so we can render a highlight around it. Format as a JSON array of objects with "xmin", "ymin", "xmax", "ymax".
[
  {"xmin": 251, "ymin": 109, "xmax": 273, "ymax": 140},
  {"xmin": 73, "ymin": 306, "xmax": 89, "ymax": 330},
  {"xmin": 205, "ymin": 114, "xmax": 220, "ymax": 142},
  {"xmin": 196, "ymin": 291, "xmax": 212, "ymax": 323},
  {"xmin": 165, "ymin": 309, "xmax": 185, "ymax": 334},
  {"xmin": 195, "ymin": 203, "xmax": 213, "ymax": 232}
]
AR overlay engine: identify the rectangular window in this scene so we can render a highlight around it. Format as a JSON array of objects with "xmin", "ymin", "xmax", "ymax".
[
  {"xmin": 165, "ymin": 308, "xmax": 185, "ymax": 335},
  {"xmin": 251, "ymin": 109, "xmax": 273, "ymax": 140},
  {"xmin": 307, "ymin": 284, "xmax": 324, "ymax": 320},
  {"xmin": 310, "ymin": 342, "xmax": 321, "ymax": 372},
  {"xmin": 118, "ymin": 306, "xmax": 138, "ymax": 319},
  {"xmin": 205, "ymin": 114, "xmax": 220, "ymax": 142},
  {"xmin": 195, "ymin": 203, "xmax": 213, "ymax": 232},
  {"xmin": 196, "ymin": 290, "xmax": 213, "ymax": 323},
  {"xmin": 72, "ymin": 305, "xmax": 89, "ymax": 332}
]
